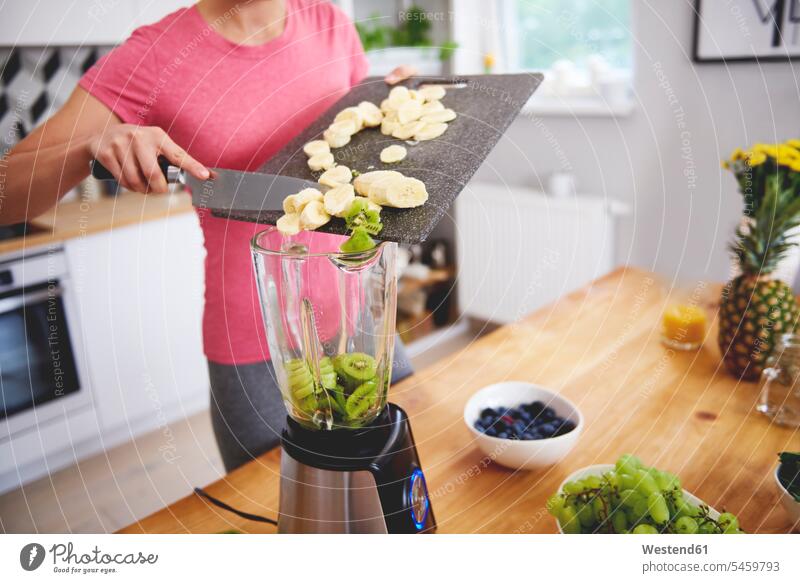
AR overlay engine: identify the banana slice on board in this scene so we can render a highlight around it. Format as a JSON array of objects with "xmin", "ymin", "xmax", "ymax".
[
  {"xmin": 303, "ymin": 140, "xmax": 330, "ymax": 157},
  {"xmin": 323, "ymin": 128, "xmax": 350, "ymax": 149},
  {"xmin": 387, "ymin": 85, "xmax": 411, "ymax": 108},
  {"xmin": 358, "ymin": 101, "xmax": 383, "ymax": 127},
  {"xmin": 369, "ymin": 175, "xmax": 428, "ymax": 208},
  {"xmin": 334, "ymin": 107, "xmax": 364, "ymax": 131},
  {"xmin": 380, "ymin": 145, "xmax": 407, "ymax": 164},
  {"xmin": 397, "ymin": 100, "xmax": 422, "ymax": 124},
  {"xmin": 381, "ymin": 118, "xmax": 400, "ymax": 136},
  {"xmin": 283, "ymin": 187, "xmax": 323, "ymax": 214},
  {"xmin": 299, "ymin": 199, "xmax": 331, "ymax": 230},
  {"xmin": 323, "ymin": 183, "xmax": 356, "ymax": 217},
  {"xmin": 365, "ymin": 173, "xmax": 402, "ymax": 205},
  {"xmin": 353, "ymin": 170, "xmax": 403, "ymax": 197},
  {"xmin": 277, "ymin": 213, "xmax": 301, "ymax": 236},
  {"xmin": 308, "ymin": 152, "xmax": 336, "ymax": 171},
  {"xmin": 380, "ymin": 98, "xmax": 395, "ymax": 114},
  {"xmin": 414, "ymin": 122, "xmax": 448, "ymax": 141},
  {"xmin": 420, "ymin": 85, "xmax": 446, "ymax": 101},
  {"xmin": 392, "ymin": 120, "xmax": 426, "ymax": 141},
  {"xmin": 319, "ymin": 165, "xmax": 352, "ymax": 188},
  {"xmin": 420, "ymin": 100, "xmax": 444, "ymax": 116},
  {"xmin": 421, "ymin": 108, "xmax": 457, "ymax": 123},
  {"xmin": 328, "ymin": 119, "xmax": 360, "ymax": 136}
]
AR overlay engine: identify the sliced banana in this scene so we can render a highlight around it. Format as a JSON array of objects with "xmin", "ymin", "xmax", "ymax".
[
  {"xmin": 420, "ymin": 100, "xmax": 444, "ymax": 116},
  {"xmin": 319, "ymin": 165, "xmax": 352, "ymax": 188},
  {"xmin": 277, "ymin": 213, "xmax": 301, "ymax": 236},
  {"xmin": 283, "ymin": 188, "xmax": 323, "ymax": 214},
  {"xmin": 387, "ymin": 85, "xmax": 411, "ymax": 108},
  {"xmin": 392, "ymin": 120, "xmax": 426, "ymax": 141},
  {"xmin": 334, "ymin": 107, "xmax": 364, "ymax": 130},
  {"xmin": 381, "ymin": 117, "xmax": 400, "ymax": 136},
  {"xmin": 358, "ymin": 101, "xmax": 383, "ymax": 127},
  {"xmin": 353, "ymin": 170, "xmax": 403, "ymax": 197},
  {"xmin": 382, "ymin": 176, "xmax": 429, "ymax": 208},
  {"xmin": 421, "ymin": 108, "xmax": 457, "ymax": 123},
  {"xmin": 328, "ymin": 119, "xmax": 359, "ymax": 136},
  {"xmin": 380, "ymin": 98, "xmax": 395, "ymax": 114},
  {"xmin": 380, "ymin": 145, "xmax": 407, "ymax": 164},
  {"xmin": 397, "ymin": 100, "xmax": 422, "ymax": 124},
  {"xmin": 299, "ymin": 199, "xmax": 331, "ymax": 230},
  {"xmin": 366, "ymin": 173, "xmax": 403, "ymax": 206},
  {"xmin": 303, "ymin": 140, "xmax": 330, "ymax": 158},
  {"xmin": 408, "ymin": 89, "xmax": 424, "ymax": 102},
  {"xmin": 308, "ymin": 152, "xmax": 335, "ymax": 171},
  {"xmin": 420, "ymin": 85, "xmax": 446, "ymax": 101},
  {"xmin": 414, "ymin": 122, "xmax": 448, "ymax": 141},
  {"xmin": 323, "ymin": 128, "xmax": 350, "ymax": 149},
  {"xmin": 323, "ymin": 183, "xmax": 356, "ymax": 217}
]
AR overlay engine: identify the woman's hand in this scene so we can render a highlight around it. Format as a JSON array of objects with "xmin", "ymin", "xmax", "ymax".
[
  {"xmin": 384, "ymin": 65, "xmax": 417, "ymax": 85},
  {"xmin": 87, "ymin": 124, "xmax": 209, "ymax": 194}
]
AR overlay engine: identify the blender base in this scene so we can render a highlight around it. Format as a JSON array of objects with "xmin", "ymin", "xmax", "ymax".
[{"xmin": 278, "ymin": 403, "xmax": 436, "ymax": 534}]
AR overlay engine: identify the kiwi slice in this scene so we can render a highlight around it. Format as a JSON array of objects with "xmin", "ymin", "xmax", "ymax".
[
  {"xmin": 319, "ymin": 356, "xmax": 337, "ymax": 390},
  {"xmin": 345, "ymin": 380, "xmax": 378, "ymax": 420},
  {"xmin": 334, "ymin": 352, "xmax": 377, "ymax": 385},
  {"xmin": 330, "ymin": 384, "xmax": 348, "ymax": 414}
]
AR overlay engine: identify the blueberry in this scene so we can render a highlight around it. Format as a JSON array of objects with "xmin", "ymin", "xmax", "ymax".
[
  {"xmin": 521, "ymin": 431, "xmax": 536, "ymax": 441},
  {"xmin": 557, "ymin": 420, "xmax": 576, "ymax": 435},
  {"xmin": 497, "ymin": 431, "xmax": 509, "ymax": 439},
  {"xmin": 474, "ymin": 421, "xmax": 485, "ymax": 432},
  {"xmin": 484, "ymin": 426, "xmax": 498, "ymax": 437},
  {"xmin": 480, "ymin": 408, "xmax": 496, "ymax": 418},
  {"xmin": 539, "ymin": 423, "xmax": 556, "ymax": 437},
  {"xmin": 512, "ymin": 421, "xmax": 526, "ymax": 435},
  {"xmin": 518, "ymin": 410, "xmax": 532, "ymax": 423},
  {"xmin": 541, "ymin": 406, "xmax": 556, "ymax": 419},
  {"xmin": 525, "ymin": 400, "xmax": 544, "ymax": 414},
  {"xmin": 481, "ymin": 415, "xmax": 495, "ymax": 427}
]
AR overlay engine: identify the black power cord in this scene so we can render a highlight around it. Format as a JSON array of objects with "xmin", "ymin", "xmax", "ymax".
[{"xmin": 194, "ymin": 487, "xmax": 278, "ymax": 526}]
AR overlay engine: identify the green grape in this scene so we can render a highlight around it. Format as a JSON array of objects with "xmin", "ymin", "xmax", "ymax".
[
  {"xmin": 674, "ymin": 516, "xmax": 698, "ymax": 534},
  {"xmin": 563, "ymin": 481, "xmax": 585, "ymax": 495},
  {"xmin": 633, "ymin": 524, "xmax": 659, "ymax": 534},
  {"xmin": 698, "ymin": 520, "xmax": 720, "ymax": 534},
  {"xmin": 546, "ymin": 494, "xmax": 565, "ymax": 516},
  {"xmin": 585, "ymin": 475, "xmax": 602, "ymax": 489},
  {"xmin": 635, "ymin": 469, "xmax": 660, "ymax": 497},
  {"xmin": 718, "ymin": 512, "xmax": 739, "ymax": 532},
  {"xmin": 559, "ymin": 506, "xmax": 581, "ymax": 534},
  {"xmin": 592, "ymin": 497, "xmax": 607, "ymax": 523},
  {"xmin": 577, "ymin": 503, "xmax": 595, "ymax": 528},
  {"xmin": 602, "ymin": 471, "xmax": 620, "ymax": 488},
  {"xmin": 619, "ymin": 489, "xmax": 641, "ymax": 509},
  {"xmin": 616, "ymin": 453, "xmax": 643, "ymax": 475},
  {"xmin": 632, "ymin": 498, "xmax": 651, "ymax": 523},
  {"xmin": 611, "ymin": 510, "xmax": 628, "ymax": 533},
  {"xmin": 656, "ymin": 471, "xmax": 680, "ymax": 492},
  {"xmin": 674, "ymin": 499, "xmax": 701, "ymax": 518},
  {"xmin": 647, "ymin": 492, "xmax": 670, "ymax": 524},
  {"xmin": 619, "ymin": 472, "xmax": 637, "ymax": 490}
]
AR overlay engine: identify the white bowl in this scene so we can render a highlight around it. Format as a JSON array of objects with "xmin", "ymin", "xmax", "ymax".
[
  {"xmin": 556, "ymin": 464, "xmax": 719, "ymax": 533},
  {"xmin": 774, "ymin": 465, "xmax": 800, "ymax": 531},
  {"xmin": 463, "ymin": 381, "xmax": 583, "ymax": 470}
]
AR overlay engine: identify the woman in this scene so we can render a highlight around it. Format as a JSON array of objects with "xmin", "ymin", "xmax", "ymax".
[{"xmin": 3, "ymin": 0, "xmax": 415, "ymax": 471}]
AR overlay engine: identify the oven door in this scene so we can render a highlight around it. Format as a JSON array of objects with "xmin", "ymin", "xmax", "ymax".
[{"xmin": 0, "ymin": 253, "xmax": 92, "ymax": 438}]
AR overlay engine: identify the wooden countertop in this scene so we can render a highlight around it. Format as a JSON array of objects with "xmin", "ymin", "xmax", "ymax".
[
  {"xmin": 119, "ymin": 267, "xmax": 798, "ymax": 534},
  {"xmin": 0, "ymin": 191, "xmax": 194, "ymax": 256}
]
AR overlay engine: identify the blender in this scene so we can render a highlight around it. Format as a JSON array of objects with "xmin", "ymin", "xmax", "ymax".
[{"xmin": 251, "ymin": 227, "xmax": 435, "ymax": 533}]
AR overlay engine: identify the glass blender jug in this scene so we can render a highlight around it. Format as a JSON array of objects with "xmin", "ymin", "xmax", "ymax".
[{"xmin": 251, "ymin": 227, "xmax": 397, "ymax": 431}]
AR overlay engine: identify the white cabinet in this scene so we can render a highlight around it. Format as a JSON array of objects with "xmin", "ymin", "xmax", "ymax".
[
  {"xmin": 64, "ymin": 210, "xmax": 208, "ymax": 440},
  {"xmin": 2, "ymin": 1, "xmax": 194, "ymax": 47}
]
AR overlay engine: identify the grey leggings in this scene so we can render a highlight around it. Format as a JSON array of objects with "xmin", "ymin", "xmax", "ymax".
[{"xmin": 208, "ymin": 338, "xmax": 414, "ymax": 472}]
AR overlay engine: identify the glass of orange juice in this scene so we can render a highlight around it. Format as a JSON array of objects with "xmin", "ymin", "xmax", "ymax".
[{"xmin": 661, "ymin": 303, "xmax": 707, "ymax": 350}]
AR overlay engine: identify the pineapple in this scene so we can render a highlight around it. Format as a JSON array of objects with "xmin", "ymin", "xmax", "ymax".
[{"xmin": 718, "ymin": 143, "xmax": 800, "ymax": 380}]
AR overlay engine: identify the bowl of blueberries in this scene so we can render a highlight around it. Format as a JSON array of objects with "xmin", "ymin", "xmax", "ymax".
[{"xmin": 464, "ymin": 381, "xmax": 583, "ymax": 470}]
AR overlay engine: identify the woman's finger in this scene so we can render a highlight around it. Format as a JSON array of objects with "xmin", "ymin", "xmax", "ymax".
[
  {"xmin": 134, "ymin": 141, "xmax": 169, "ymax": 194},
  {"xmin": 156, "ymin": 131, "xmax": 210, "ymax": 180},
  {"xmin": 385, "ymin": 64, "xmax": 417, "ymax": 85}
]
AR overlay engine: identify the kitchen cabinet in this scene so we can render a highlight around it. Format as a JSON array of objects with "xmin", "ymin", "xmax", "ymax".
[
  {"xmin": 64, "ymin": 209, "xmax": 209, "ymax": 443},
  {"xmin": 2, "ymin": 1, "xmax": 193, "ymax": 47}
]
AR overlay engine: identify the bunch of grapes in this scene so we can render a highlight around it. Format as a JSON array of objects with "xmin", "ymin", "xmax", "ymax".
[{"xmin": 547, "ymin": 455, "xmax": 744, "ymax": 534}]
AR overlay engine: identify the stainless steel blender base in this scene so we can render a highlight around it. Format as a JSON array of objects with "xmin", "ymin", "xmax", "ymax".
[{"xmin": 278, "ymin": 452, "xmax": 388, "ymax": 533}]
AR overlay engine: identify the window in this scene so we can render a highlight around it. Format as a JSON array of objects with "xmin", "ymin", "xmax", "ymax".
[{"xmin": 499, "ymin": 0, "xmax": 633, "ymax": 115}]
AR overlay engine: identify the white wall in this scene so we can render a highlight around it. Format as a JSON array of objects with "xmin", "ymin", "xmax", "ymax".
[{"xmin": 470, "ymin": 0, "xmax": 800, "ymax": 283}]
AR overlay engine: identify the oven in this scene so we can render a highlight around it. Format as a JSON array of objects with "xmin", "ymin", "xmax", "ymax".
[{"xmin": 0, "ymin": 248, "xmax": 92, "ymax": 438}]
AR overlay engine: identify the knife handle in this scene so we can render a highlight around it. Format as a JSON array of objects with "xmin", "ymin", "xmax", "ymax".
[{"xmin": 90, "ymin": 155, "xmax": 176, "ymax": 182}]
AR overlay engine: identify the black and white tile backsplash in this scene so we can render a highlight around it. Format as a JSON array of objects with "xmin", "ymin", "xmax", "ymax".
[{"xmin": 1, "ymin": 46, "xmax": 112, "ymax": 152}]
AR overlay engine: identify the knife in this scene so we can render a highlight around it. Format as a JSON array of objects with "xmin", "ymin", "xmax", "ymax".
[{"xmin": 90, "ymin": 156, "xmax": 328, "ymax": 212}]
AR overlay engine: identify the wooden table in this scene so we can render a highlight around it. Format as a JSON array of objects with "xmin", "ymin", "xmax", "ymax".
[{"xmin": 119, "ymin": 268, "xmax": 799, "ymax": 534}]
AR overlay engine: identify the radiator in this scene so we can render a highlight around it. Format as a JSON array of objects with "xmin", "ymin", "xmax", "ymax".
[{"xmin": 455, "ymin": 182, "xmax": 627, "ymax": 324}]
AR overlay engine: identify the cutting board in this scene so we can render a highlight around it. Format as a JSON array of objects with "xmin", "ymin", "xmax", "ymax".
[{"xmin": 217, "ymin": 73, "xmax": 543, "ymax": 244}]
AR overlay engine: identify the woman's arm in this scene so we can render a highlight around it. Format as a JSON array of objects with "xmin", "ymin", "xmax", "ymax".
[{"xmin": 1, "ymin": 86, "xmax": 208, "ymax": 225}]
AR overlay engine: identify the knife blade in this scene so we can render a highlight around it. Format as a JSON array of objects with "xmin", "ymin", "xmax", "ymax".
[{"xmin": 89, "ymin": 157, "xmax": 327, "ymax": 213}]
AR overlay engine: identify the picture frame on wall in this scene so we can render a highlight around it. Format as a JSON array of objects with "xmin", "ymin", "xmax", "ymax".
[{"xmin": 693, "ymin": 0, "xmax": 800, "ymax": 62}]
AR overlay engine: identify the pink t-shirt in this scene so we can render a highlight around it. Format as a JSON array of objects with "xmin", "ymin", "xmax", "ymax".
[{"xmin": 79, "ymin": 1, "xmax": 368, "ymax": 364}]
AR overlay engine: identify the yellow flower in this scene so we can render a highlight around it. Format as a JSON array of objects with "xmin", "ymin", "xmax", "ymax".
[
  {"xmin": 483, "ymin": 52, "xmax": 495, "ymax": 71},
  {"xmin": 753, "ymin": 143, "xmax": 779, "ymax": 158},
  {"xmin": 747, "ymin": 152, "xmax": 767, "ymax": 166},
  {"xmin": 786, "ymin": 139, "xmax": 800, "ymax": 149},
  {"xmin": 730, "ymin": 148, "xmax": 745, "ymax": 161}
]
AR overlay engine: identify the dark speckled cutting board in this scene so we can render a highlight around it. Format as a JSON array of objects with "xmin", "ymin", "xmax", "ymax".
[{"xmin": 216, "ymin": 73, "xmax": 542, "ymax": 244}]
